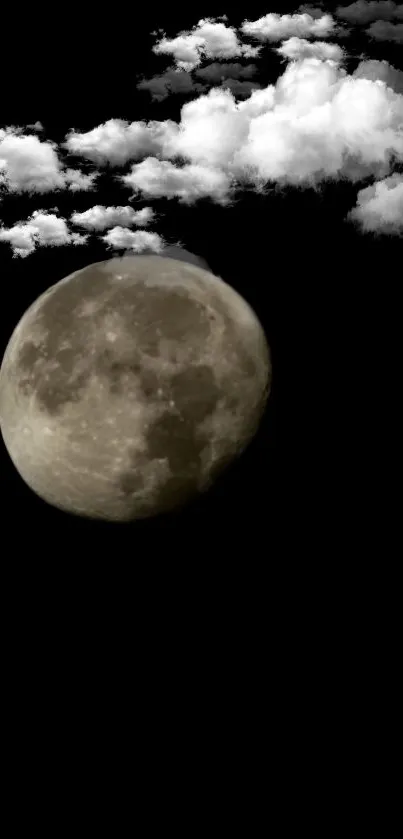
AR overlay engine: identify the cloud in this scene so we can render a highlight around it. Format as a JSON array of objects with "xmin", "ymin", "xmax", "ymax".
[
  {"xmin": 196, "ymin": 62, "xmax": 261, "ymax": 98},
  {"xmin": 101, "ymin": 227, "xmax": 165, "ymax": 253},
  {"xmin": 336, "ymin": 1, "xmax": 403, "ymax": 23},
  {"xmin": 64, "ymin": 168, "xmax": 98, "ymax": 191},
  {"xmin": 70, "ymin": 205, "xmax": 155, "ymax": 231},
  {"xmin": 195, "ymin": 62, "xmax": 259, "ymax": 82},
  {"xmin": 240, "ymin": 12, "xmax": 337, "ymax": 41},
  {"xmin": 348, "ymin": 173, "xmax": 403, "ymax": 232},
  {"xmin": 216, "ymin": 78, "xmax": 261, "ymax": 98},
  {"xmin": 276, "ymin": 36, "xmax": 345, "ymax": 61},
  {"xmin": 0, "ymin": 211, "xmax": 88, "ymax": 257},
  {"xmin": 26, "ymin": 121, "xmax": 44, "ymax": 132},
  {"xmin": 120, "ymin": 157, "xmax": 232, "ymax": 204},
  {"xmin": 0, "ymin": 129, "xmax": 97, "ymax": 194},
  {"xmin": 366, "ymin": 19, "xmax": 403, "ymax": 39},
  {"xmin": 137, "ymin": 68, "xmax": 205, "ymax": 101},
  {"xmin": 353, "ymin": 58, "xmax": 403, "ymax": 92},
  {"xmin": 64, "ymin": 118, "xmax": 179, "ymax": 165},
  {"xmin": 137, "ymin": 62, "xmax": 261, "ymax": 102},
  {"xmin": 152, "ymin": 17, "xmax": 260, "ymax": 70}
]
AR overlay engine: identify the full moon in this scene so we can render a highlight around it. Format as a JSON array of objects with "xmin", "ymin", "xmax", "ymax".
[{"xmin": 0, "ymin": 255, "xmax": 271, "ymax": 521}]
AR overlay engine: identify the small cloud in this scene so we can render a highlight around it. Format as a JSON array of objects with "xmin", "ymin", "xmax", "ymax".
[
  {"xmin": 195, "ymin": 62, "xmax": 259, "ymax": 82},
  {"xmin": 137, "ymin": 68, "xmax": 205, "ymax": 101},
  {"xmin": 0, "ymin": 128, "xmax": 98, "ymax": 194},
  {"xmin": 64, "ymin": 168, "xmax": 98, "ymax": 192},
  {"xmin": 0, "ymin": 211, "xmax": 88, "ymax": 257},
  {"xmin": 27, "ymin": 121, "xmax": 44, "ymax": 132},
  {"xmin": 240, "ymin": 12, "xmax": 337, "ymax": 42},
  {"xmin": 348, "ymin": 173, "xmax": 403, "ymax": 233},
  {"xmin": 0, "ymin": 130, "xmax": 65, "ymax": 193},
  {"xmin": 70, "ymin": 205, "xmax": 155, "ymax": 231},
  {"xmin": 64, "ymin": 118, "xmax": 179, "ymax": 165},
  {"xmin": 101, "ymin": 227, "xmax": 165, "ymax": 253},
  {"xmin": 335, "ymin": 1, "xmax": 403, "ymax": 24},
  {"xmin": 153, "ymin": 17, "xmax": 260, "ymax": 70},
  {"xmin": 366, "ymin": 19, "xmax": 403, "ymax": 40},
  {"xmin": 276, "ymin": 36, "xmax": 345, "ymax": 61},
  {"xmin": 120, "ymin": 157, "xmax": 233, "ymax": 205},
  {"xmin": 218, "ymin": 78, "xmax": 261, "ymax": 98}
]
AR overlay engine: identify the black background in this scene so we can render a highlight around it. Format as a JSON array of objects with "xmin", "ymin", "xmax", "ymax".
[{"xmin": 0, "ymin": 2, "xmax": 400, "ymax": 557}]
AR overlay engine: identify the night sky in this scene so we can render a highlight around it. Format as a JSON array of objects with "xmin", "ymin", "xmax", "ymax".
[{"xmin": 1, "ymin": 1, "xmax": 401, "ymax": 553}]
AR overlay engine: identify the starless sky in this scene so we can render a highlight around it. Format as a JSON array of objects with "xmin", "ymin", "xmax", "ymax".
[{"xmin": 0, "ymin": 0, "xmax": 402, "ymax": 532}]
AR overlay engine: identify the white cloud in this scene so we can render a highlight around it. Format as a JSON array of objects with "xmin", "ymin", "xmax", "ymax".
[
  {"xmin": 0, "ymin": 211, "xmax": 88, "ymax": 257},
  {"xmin": 276, "ymin": 36, "xmax": 345, "ymax": 62},
  {"xmin": 153, "ymin": 17, "xmax": 260, "ymax": 70},
  {"xmin": 0, "ymin": 131, "xmax": 65, "ymax": 193},
  {"xmin": 70, "ymin": 204, "xmax": 155, "ymax": 231},
  {"xmin": 241, "ymin": 12, "xmax": 337, "ymax": 41},
  {"xmin": 64, "ymin": 118, "xmax": 179, "ymax": 165},
  {"xmin": 348, "ymin": 173, "xmax": 403, "ymax": 232},
  {"xmin": 64, "ymin": 168, "xmax": 98, "ymax": 191},
  {"xmin": 101, "ymin": 227, "xmax": 165, "ymax": 253},
  {"xmin": 120, "ymin": 157, "xmax": 232, "ymax": 204},
  {"xmin": 0, "ymin": 129, "xmax": 98, "ymax": 194}
]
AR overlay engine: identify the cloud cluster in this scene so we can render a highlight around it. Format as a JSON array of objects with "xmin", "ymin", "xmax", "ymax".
[
  {"xmin": 152, "ymin": 17, "xmax": 260, "ymax": 70},
  {"xmin": 70, "ymin": 205, "xmax": 155, "ymax": 231},
  {"xmin": 336, "ymin": 1, "xmax": 403, "ymax": 41},
  {"xmin": 62, "ymin": 46, "xmax": 403, "ymax": 231},
  {"xmin": 0, "ymin": 211, "xmax": 88, "ymax": 257},
  {"xmin": 0, "ymin": 130, "xmax": 97, "ymax": 194}
]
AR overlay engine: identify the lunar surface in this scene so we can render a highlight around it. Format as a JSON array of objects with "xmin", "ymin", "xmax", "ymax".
[{"xmin": 0, "ymin": 255, "xmax": 271, "ymax": 521}]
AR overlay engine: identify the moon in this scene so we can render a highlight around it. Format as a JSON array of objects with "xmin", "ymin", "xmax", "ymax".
[{"xmin": 0, "ymin": 255, "xmax": 271, "ymax": 521}]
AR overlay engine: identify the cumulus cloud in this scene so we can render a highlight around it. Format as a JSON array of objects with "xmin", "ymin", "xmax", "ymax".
[
  {"xmin": 353, "ymin": 58, "xmax": 403, "ymax": 92},
  {"xmin": 366, "ymin": 19, "xmax": 403, "ymax": 38},
  {"xmin": 152, "ymin": 17, "xmax": 260, "ymax": 70},
  {"xmin": 64, "ymin": 118, "xmax": 179, "ymax": 166},
  {"xmin": 336, "ymin": 1, "xmax": 403, "ymax": 23},
  {"xmin": 107, "ymin": 55, "xmax": 403, "ymax": 232},
  {"xmin": 276, "ymin": 36, "xmax": 345, "ymax": 61},
  {"xmin": 101, "ymin": 227, "xmax": 165, "ymax": 253},
  {"xmin": 120, "ymin": 157, "xmax": 232, "ymax": 204},
  {"xmin": 0, "ymin": 211, "xmax": 88, "ymax": 257},
  {"xmin": 70, "ymin": 204, "xmax": 155, "ymax": 231},
  {"xmin": 348, "ymin": 173, "xmax": 403, "ymax": 232},
  {"xmin": 0, "ymin": 129, "xmax": 97, "ymax": 194},
  {"xmin": 240, "ymin": 12, "xmax": 337, "ymax": 41}
]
